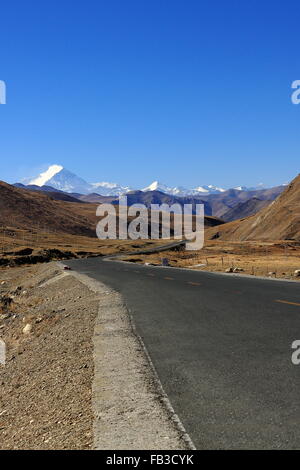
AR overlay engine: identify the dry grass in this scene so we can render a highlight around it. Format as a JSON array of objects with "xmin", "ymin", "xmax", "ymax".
[
  {"xmin": 1, "ymin": 226, "xmax": 300, "ymax": 281},
  {"xmin": 123, "ymin": 240, "xmax": 300, "ymax": 280},
  {"xmin": 0, "ymin": 227, "xmax": 165, "ymax": 258}
]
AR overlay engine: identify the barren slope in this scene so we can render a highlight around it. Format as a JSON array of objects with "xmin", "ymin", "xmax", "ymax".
[
  {"xmin": 207, "ymin": 174, "xmax": 300, "ymax": 241},
  {"xmin": 0, "ymin": 181, "xmax": 96, "ymax": 237},
  {"xmin": 222, "ymin": 197, "xmax": 271, "ymax": 222}
]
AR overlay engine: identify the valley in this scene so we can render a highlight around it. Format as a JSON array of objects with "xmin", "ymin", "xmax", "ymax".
[{"xmin": 1, "ymin": 172, "xmax": 299, "ymax": 280}]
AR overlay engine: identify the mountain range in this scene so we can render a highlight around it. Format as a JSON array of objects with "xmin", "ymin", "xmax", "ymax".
[
  {"xmin": 0, "ymin": 181, "xmax": 223, "ymax": 238},
  {"xmin": 3, "ymin": 170, "xmax": 299, "ymax": 242},
  {"xmin": 14, "ymin": 164, "xmax": 286, "ymax": 220},
  {"xmin": 24, "ymin": 164, "xmax": 273, "ymax": 197}
]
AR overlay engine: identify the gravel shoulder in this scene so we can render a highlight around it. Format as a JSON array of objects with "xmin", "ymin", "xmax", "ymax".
[
  {"xmin": 0, "ymin": 263, "xmax": 98, "ymax": 449},
  {"xmin": 0, "ymin": 262, "xmax": 191, "ymax": 450}
]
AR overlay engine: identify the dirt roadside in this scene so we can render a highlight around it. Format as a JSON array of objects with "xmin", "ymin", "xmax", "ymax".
[
  {"xmin": 0, "ymin": 263, "xmax": 98, "ymax": 449},
  {"xmin": 121, "ymin": 240, "xmax": 300, "ymax": 280},
  {"xmin": 0, "ymin": 263, "xmax": 190, "ymax": 450}
]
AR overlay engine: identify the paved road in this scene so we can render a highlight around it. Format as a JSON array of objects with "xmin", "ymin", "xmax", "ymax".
[{"xmin": 65, "ymin": 257, "xmax": 300, "ymax": 449}]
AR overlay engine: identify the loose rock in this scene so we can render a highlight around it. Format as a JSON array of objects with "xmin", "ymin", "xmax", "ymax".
[
  {"xmin": 22, "ymin": 323, "xmax": 32, "ymax": 335},
  {"xmin": 225, "ymin": 267, "xmax": 234, "ymax": 273}
]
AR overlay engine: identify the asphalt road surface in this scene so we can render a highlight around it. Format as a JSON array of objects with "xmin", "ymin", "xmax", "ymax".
[{"xmin": 65, "ymin": 257, "xmax": 300, "ymax": 449}]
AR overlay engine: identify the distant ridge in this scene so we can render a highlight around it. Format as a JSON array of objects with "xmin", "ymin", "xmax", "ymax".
[
  {"xmin": 222, "ymin": 197, "xmax": 271, "ymax": 222},
  {"xmin": 20, "ymin": 164, "xmax": 282, "ymax": 197},
  {"xmin": 15, "ymin": 172, "xmax": 285, "ymax": 219}
]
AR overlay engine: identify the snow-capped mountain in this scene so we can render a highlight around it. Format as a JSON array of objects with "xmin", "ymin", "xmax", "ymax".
[
  {"xmin": 26, "ymin": 165, "xmax": 128, "ymax": 195},
  {"xmin": 192, "ymin": 184, "xmax": 226, "ymax": 195},
  {"xmin": 24, "ymin": 164, "xmax": 269, "ymax": 196},
  {"xmin": 233, "ymin": 184, "xmax": 265, "ymax": 191},
  {"xmin": 28, "ymin": 165, "xmax": 91, "ymax": 194},
  {"xmin": 142, "ymin": 181, "xmax": 226, "ymax": 196},
  {"xmin": 142, "ymin": 181, "xmax": 190, "ymax": 195},
  {"xmin": 90, "ymin": 182, "xmax": 133, "ymax": 196},
  {"xmin": 29, "ymin": 164, "xmax": 64, "ymax": 186}
]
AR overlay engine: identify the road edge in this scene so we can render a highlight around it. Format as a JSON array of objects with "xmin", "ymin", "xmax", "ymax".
[
  {"xmin": 106, "ymin": 258, "xmax": 300, "ymax": 284},
  {"xmin": 58, "ymin": 263, "xmax": 196, "ymax": 450},
  {"xmin": 126, "ymin": 306, "xmax": 197, "ymax": 450}
]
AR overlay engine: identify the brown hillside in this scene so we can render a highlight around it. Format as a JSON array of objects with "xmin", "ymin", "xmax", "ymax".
[
  {"xmin": 207, "ymin": 175, "xmax": 300, "ymax": 241},
  {"xmin": 222, "ymin": 197, "xmax": 271, "ymax": 222},
  {"xmin": 0, "ymin": 181, "xmax": 96, "ymax": 237}
]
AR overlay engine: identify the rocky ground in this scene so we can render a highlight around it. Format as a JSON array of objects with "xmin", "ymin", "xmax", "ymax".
[{"xmin": 0, "ymin": 263, "xmax": 99, "ymax": 449}]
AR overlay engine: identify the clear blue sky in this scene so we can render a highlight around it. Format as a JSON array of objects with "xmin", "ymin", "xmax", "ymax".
[{"xmin": 0, "ymin": 0, "xmax": 299, "ymax": 188}]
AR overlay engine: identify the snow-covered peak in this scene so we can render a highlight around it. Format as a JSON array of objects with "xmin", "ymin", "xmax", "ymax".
[
  {"xmin": 29, "ymin": 164, "xmax": 63, "ymax": 186},
  {"xmin": 193, "ymin": 186, "xmax": 209, "ymax": 193},
  {"xmin": 142, "ymin": 181, "xmax": 192, "ymax": 196},
  {"xmin": 234, "ymin": 183, "xmax": 266, "ymax": 191},
  {"xmin": 169, "ymin": 186, "xmax": 191, "ymax": 196},
  {"xmin": 147, "ymin": 181, "xmax": 160, "ymax": 191},
  {"xmin": 205, "ymin": 185, "xmax": 226, "ymax": 193},
  {"xmin": 28, "ymin": 165, "xmax": 91, "ymax": 194},
  {"xmin": 141, "ymin": 181, "xmax": 229, "ymax": 196},
  {"xmin": 143, "ymin": 181, "xmax": 168, "ymax": 192},
  {"xmin": 190, "ymin": 185, "xmax": 226, "ymax": 195},
  {"xmin": 91, "ymin": 181, "xmax": 133, "ymax": 196},
  {"xmin": 141, "ymin": 181, "xmax": 227, "ymax": 196}
]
